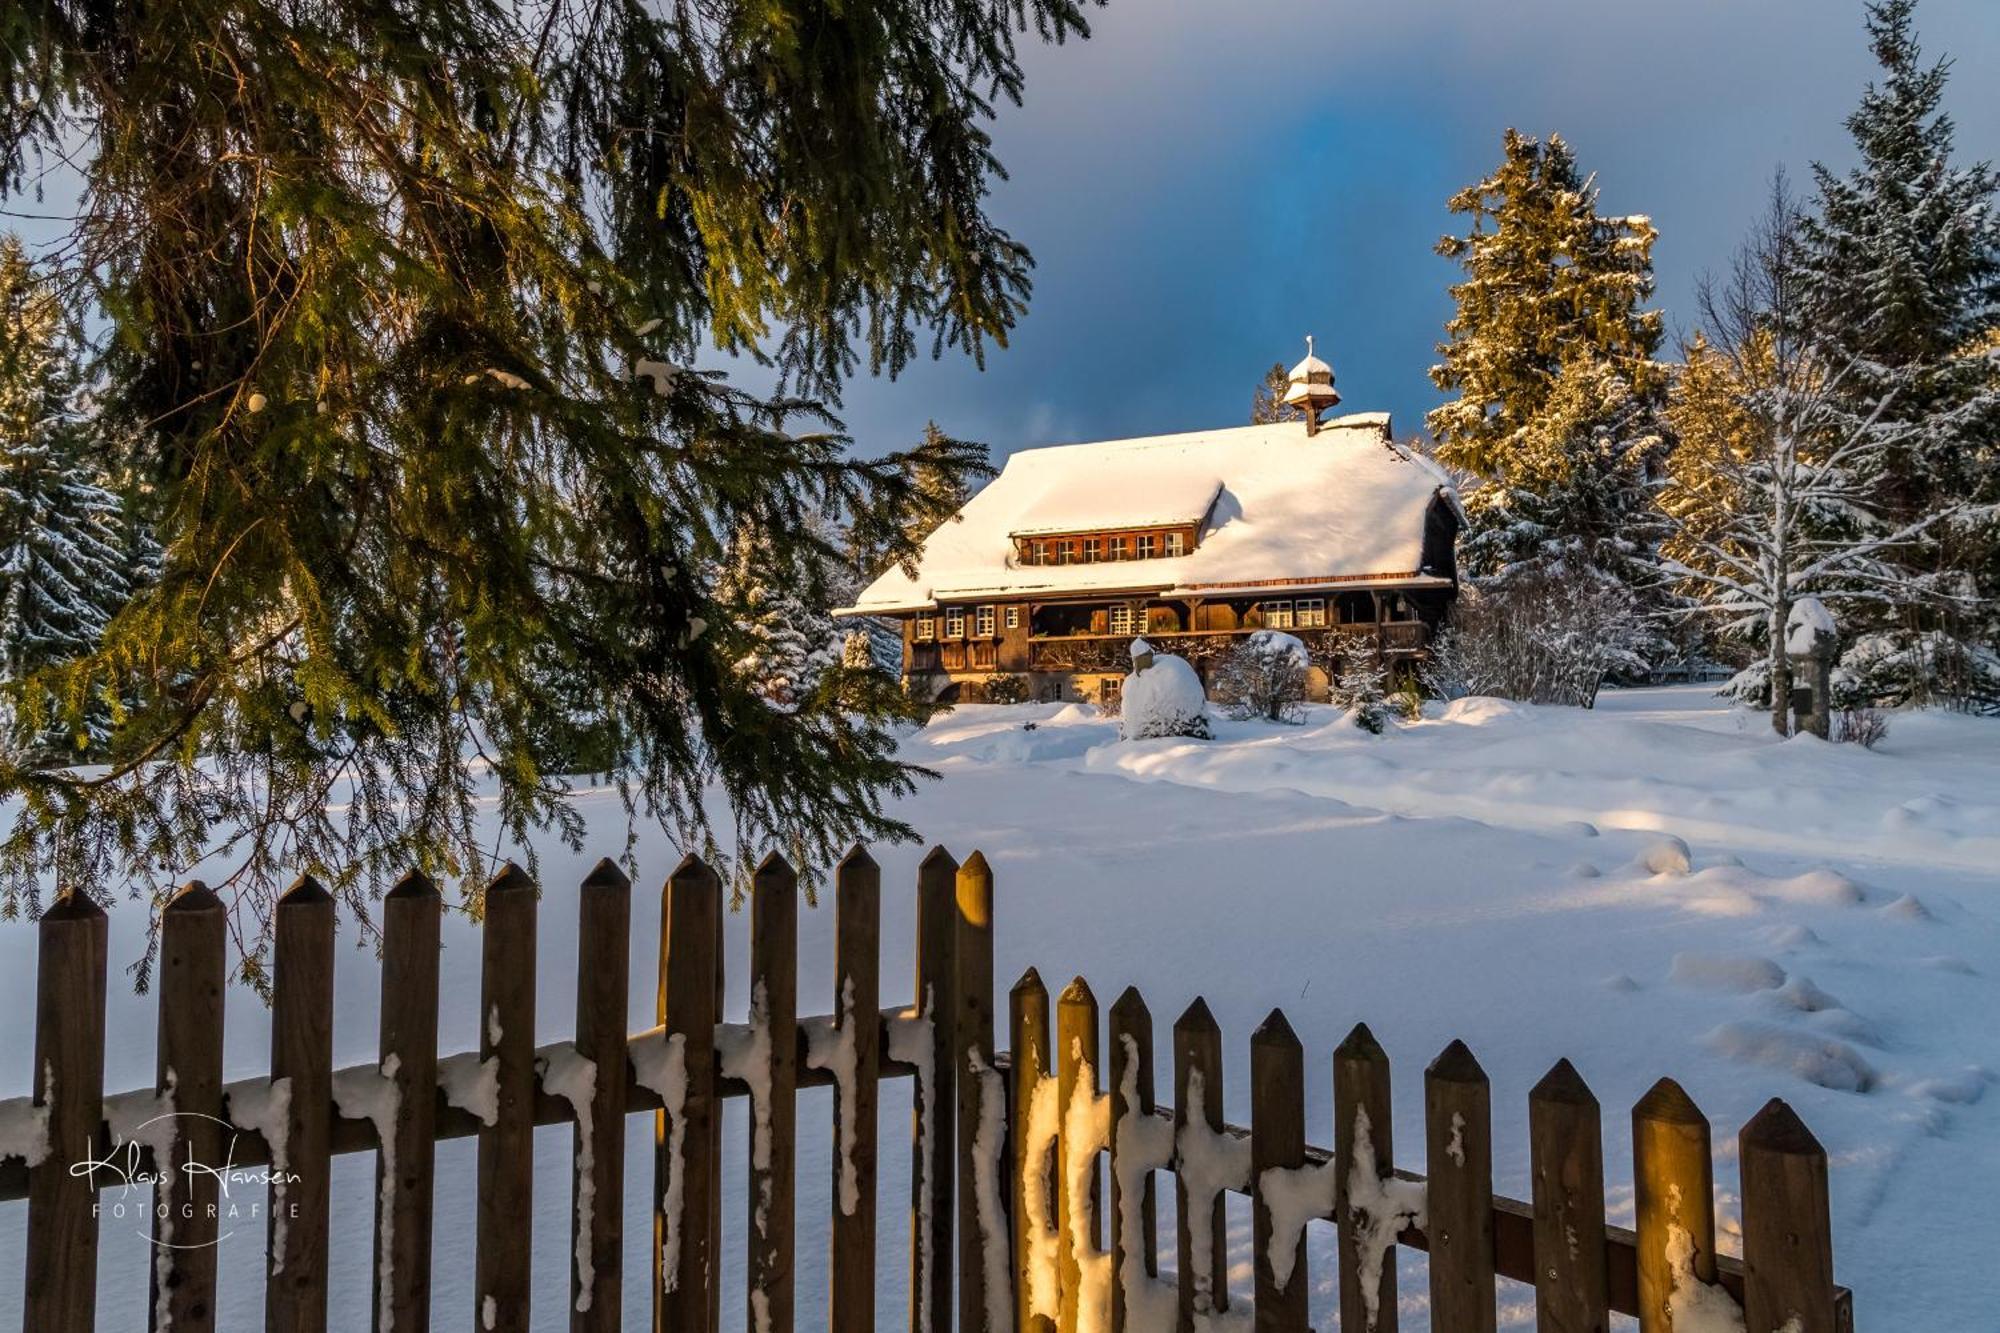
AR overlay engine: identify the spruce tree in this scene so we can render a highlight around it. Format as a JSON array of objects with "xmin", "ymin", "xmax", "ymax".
[
  {"xmin": 1429, "ymin": 131, "xmax": 1671, "ymax": 666},
  {"xmin": 1250, "ymin": 362, "xmax": 1296, "ymax": 424},
  {"xmin": 1796, "ymin": 0, "xmax": 2000, "ymax": 705},
  {"xmin": 0, "ymin": 238, "xmax": 128, "ymax": 756},
  {"xmin": 0, "ymin": 0, "xmax": 1093, "ymax": 936}
]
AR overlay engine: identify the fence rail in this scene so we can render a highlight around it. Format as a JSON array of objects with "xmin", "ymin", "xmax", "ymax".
[{"xmin": 1, "ymin": 848, "xmax": 1854, "ymax": 1332}]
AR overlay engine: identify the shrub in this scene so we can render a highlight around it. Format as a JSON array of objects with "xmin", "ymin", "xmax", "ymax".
[
  {"xmin": 1333, "ymin": 653, "xmax": 1390, "ymax": 734},
  {"xmin": 981, "ymin": 672, "xmax": 1030, "ymax": 704},
  {"xmin": 1212, "ymin": 630, "xmax": 1309, "ymax": 722},
  {"xmin": 1392, "ymin": 673, "xmax": 1426, "ymax": 721},
  {"xmin": 1119, "ymin": 654, "xmax": 1209, "ymax": 740},
  {"xmin": 1426, "ymin": 568, "xmax": 1647, "ymax": 708},
  {"xmin": 1835, "ymin": 707, "xmax": 1889, "ymax": 749}
]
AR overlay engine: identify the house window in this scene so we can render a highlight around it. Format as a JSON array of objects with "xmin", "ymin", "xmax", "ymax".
[
  {"xmin": 1082, "ymin": 537, "xmax": 1101, "ymax": 563},
  {"xmin": 1136, "ymin": 533, "xmax": 1157, "ymax": 559},
  {"xmin": 915, "ymin": 614, "xmax": 936, "ymax": 640},
  {"xmin": 1165, "ymin": 532, "xmax": 1185, "ymax": 557},
  {"xmin": 1004, "ymin": 605, "xmax": 1020, "ymax": 630},
  {"xmin": 944, "ymin": 606, "xmax": 966, "ymax": 638},
  {"xmin": 1109, "ymin": 604, "xmax": 1138, "ymax": 635},
  {"xmin": 975, "ymin": 605, "xmax": 996, "ymax": 637},
  {"xmin": 1296, "ymin": 598, "xmax": 1326, "ymax": 628},
  {"xmin": 1057, "ymin": 538, "xmax": 1077, "ymax": 565},
  {"xmin": 1262, "ymin": 600, "xmax": 1294, "ymax": 629},
  {"xmin": 1032, "ymin": 539, "xmax": 1049, "ymax": 566}
]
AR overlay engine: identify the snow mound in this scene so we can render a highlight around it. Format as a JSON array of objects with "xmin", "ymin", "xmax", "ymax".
[
  {"xmin": 1436, "ymin": 696, "xmax": 1534, "ymax": 727},
  {"xmin": 1878, "ymin": 892, "xmax": 1933, "ymax": 922},
  {"xmin": 1669, "ymin": 952, "xmax": 1786, "ymax": 993},
  {"xmin": 1703, "ymin": 1021, "xmax": 1877, "ymax": 1093},
  {"xmin": 1120, "ymin": 654, "xmax": 1211, "ymax": 741},
  {"xmin": 1242, "ymin": 629, "xmax": 1309, "ymax": 665},
  {"xmin": 1766, "ymin": 923, "xmax": 1825, "ymax": 951},
  {"xmin": 1766, "ymin": 975, "xmax": 1842, "ymax": 1013},
  {"xmin": 1565, "ymin": 820, "xmax": 1601, "ymax": 838},
  {"xmin": 1637, "ymin": 835, "xmax": 1693, "ymax": 876},
  {"xmin": 1906, "ymin": 1068, "xmax": 1992, "ymax": 1106},
  {"xmin": 1764, "ymin": 868, "xmax": 1868, "ymax": 908}
]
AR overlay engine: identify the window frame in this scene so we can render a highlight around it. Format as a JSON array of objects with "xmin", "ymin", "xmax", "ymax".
[
  {"xmin": 974, "ymin": 604, "xmax": 996, "ymax": 637},
  {"xmin": 1136, "ymin": 533, "xmax": 1157, "ymax": 559},
  {"xmin": 914, "ymin": 614, "xmax": 936, "ymax": 641},
  {"xmin": 1031, "ymin": 539, "xmax": 1049, "ymax": 566},
  {"xmin": 1262, "ymin": 600, "xmax": 1294, "ymax": 630},
  {"xmin": 1004, "ymin": 605, "xmax": 1021, "ymax": 631},
  {"xmin": 1108, "ymin": 603, "xmax": 1136, "ymax": 635},
  {"xmin": 1296, "ymin": 598, "xmax": 1326, "ymax": 628},
  {"xmin": 943, "ymin": 606, "xmax": 966, "ymax": 639},
  {"xmin": 1165, "ymin": 531, "xmax": 1185, "ymax": 557}
]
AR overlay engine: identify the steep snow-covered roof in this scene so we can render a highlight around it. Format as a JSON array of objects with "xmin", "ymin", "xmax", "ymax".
[{"xmin": 840, "ymin": 412, "xmax": 1459, "ymax": 614}]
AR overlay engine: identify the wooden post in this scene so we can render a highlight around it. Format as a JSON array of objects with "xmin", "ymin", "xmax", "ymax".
[
  {"xmin": 475, "ymin": 864, "xmax": 538, "ymax": 1332},
  {"xmin": 1633, "ymin": 1078, "xmax": 1714, "ymax": 1333},
  {"xmin": 573, "ymin": 859, "xmax": 632, "ymax": 1331},
  {"xmin": 912, "ymin": 847, "xmax": 958, "ymax": 1333},
  {"xmin": 1250, "ymin": 1009, "xmax": 1308, "ymax": 1333},
  {"xmin": 1056, "ymin": 978, "xmax": 1101, "ymax": 1333},
  {"xmin": 1527, "ymin": 1059, "xmax": 1609, "ymax": 1333},
  {"xmin": 1172, "ymin": 998, "xmax": 1227, "ymax": 1331},
  {"xmin": 1424, "ymin": 1040, "xmax": 1494, "ymax": 1333},
  {"xmin": 748, "ymin": 854, "xmax": 800, "ymax": 1333},
  {"xmin": 1107, "ymin": 987, "xmax": 1158, "ymax": 1333},
  {"xmin": 376, "ymin": 870, "xmax": 441, "ymax": 1333},
  {"xmin": 267, "ymin": 876, "xmax": 335, "ymax": 1333},
  {"xmin": 1010, "ymin": 969, "xmax": 1056, "ymax": 1333},
  {"xmin": 658, "ymin": 855, "xmax": 721, "ymax": 1333},
  {"xmin": 24, "ymin": 887, "xmax": 108, "ymax": 1333},
  {"xmin": 956, "ymin": 852, "xmax": 1006, "ymax": 1333},
  {"xmin": 831, "ymin": 848, "xmax": 882, "ymax": 1333},
  {"xmin": 1740, "ymin": 1100, "xmax": 1836, "ymax": 1333},
  {"xmin": 1334, "ymin": 1022, "xmax": 1396, "ymax": 1333},
  {"xmin": 153, "ymin": 880, "xmax": 227, "ymax": 1333}
]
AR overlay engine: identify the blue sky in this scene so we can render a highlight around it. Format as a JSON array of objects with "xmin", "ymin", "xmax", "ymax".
[{"xmin": 821, "ymin": 0, "xmax": 2000, "ymax": 466}]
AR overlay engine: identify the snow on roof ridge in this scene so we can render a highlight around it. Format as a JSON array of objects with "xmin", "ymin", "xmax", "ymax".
[{"xmin": 1000, "ymin": 411, "xmax": 1391, "ymax": 467}]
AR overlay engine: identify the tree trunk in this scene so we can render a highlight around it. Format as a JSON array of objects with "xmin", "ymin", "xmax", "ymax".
[{"xmin": 1769, "ymin": 602, "xmax": 1792, "ymax": 738}]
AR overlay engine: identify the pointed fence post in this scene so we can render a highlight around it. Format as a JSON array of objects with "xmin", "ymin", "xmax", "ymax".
[
  {"xmin": 1250, "ymin": 1009, "xmax": 1308, "ymax": 1333},
  {"xmin": 1740, "ymin": 1099, "xmax": 1837, "ymax": 1333},
  {"xmin": 1528, "ymin": 1059, "xmax": 1609, "ymax": 1333},
  {"xmin": 1056, "ymin": 978, "xmax": 1102, "ymax": 1333},
  {"xmin": 475, "ymin": 865, "xmax": 538, "ymax": 1333},
  {"xmin": 1173, "ymin": 998, "xmax": 1228, "ymax": 1331},
  {"xmin": 24, "ymin": 888, "xmax": 108, "ymax": 1332},
  {"xmin": 1424, "ymin": 1040, "xmax": 1494, "ymax": 1333},
  {"xmin": 658, "ymin": 855, "xmax": 721, "ymax": 1333},
  {"xmin": 1010, "ymin": 968, "xmax": 1056, "ymax": 1333},
  {"xmin": 747, "ymin": 854, "xmax": 799, "ymax": 1333},
  {"xmin": 266, "ymin": 876, "xmax": 335, "ymax": 1333},
  {"xmin": 831, "ymin": 848, "xmax": 882, "ymax": 1333},
  {"xmin": 153, "ymin": 881, "xmax": 227, "ymax": 1333},
  {"xmin": 1107, "ymin": 987, "xmax": 1159, "ymax": 1333},
  {"xmin": 956, "ymin": 852, "xmax": 1008, "ymax": 1333},
  {"xmin": 1633, "ymin": 1079, "xmax": 1714, "ymax": 1333},
  {"xmin": 376, "ymin": 870, "xmax": 441, "ymax": 1333},
  {"xmin": 573, "ymin": 859, "xmax": 632, "ymax": 1331},
  {"xmin": 912, "ymin": 847, "xmax": 959, "ymax": 1333},
  {"xmin": 1335, "ymin": 1022, "xmax": 1396, "ymax": 1333}
]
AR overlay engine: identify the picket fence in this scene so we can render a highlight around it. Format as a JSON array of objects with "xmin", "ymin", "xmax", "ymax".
[{"xmin": 0, "ymin": 846, "xmax": 1853, "ymax": 1332}]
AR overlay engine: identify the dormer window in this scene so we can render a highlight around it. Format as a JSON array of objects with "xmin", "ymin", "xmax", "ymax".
[
  {"xmin": 1165, "ymin": 532, "xmax": 1185, "ymax": 557},
  {"xmin": 1031, "ymin": 539, "xmax": 1049, "ymax": 565},
  {"xmin": 1136, "ymin": 533, "xmax": 1157, "ymax": 559},
  {"xmin": 1057, "ymin": 538, "xmax": 1077, "ymax": 565}
]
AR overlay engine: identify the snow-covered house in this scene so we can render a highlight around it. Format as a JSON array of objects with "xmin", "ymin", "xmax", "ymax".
[{"xmin": 837, "ymin": 350, "xmax": 1462, "ymax": 703}]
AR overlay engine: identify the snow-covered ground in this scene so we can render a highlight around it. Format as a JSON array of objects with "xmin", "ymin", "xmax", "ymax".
[{"xmin": 2, "ymin": 684, "xmax": 1995, "ymax": 1328}]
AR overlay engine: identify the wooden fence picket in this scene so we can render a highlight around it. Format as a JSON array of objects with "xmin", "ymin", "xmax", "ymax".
[
  {"xmin": 153, "ymin": 881, "xmax": 227, "ymax": 1333},
  {"xmin": 1528, "ymin": 1059, "xmax": 1609, "ymax": 1333},
  {"xmin": 374, "ymin": 869, "xmax": 442, "ymax": 1333},
  {"xmin": 1250, "ymin": 1008, "xmax": 1308, "ymax": 1333},
  {"xmin": 572, "ymin": 859, "xmax": 632, "ymax": 1330},
  {"xmin": 830, "ymin": 848, "xmax": 883, "ymax": 1333},
  {"xmin": 24, "ymin": 888, "xmax": 108, "ymax": 1332},
  {"xmin": 658, "ymin": 855, "xmax": 722, "ymax": 1333},
  {"xmin": 1424, "ymin": 1040, "xmax": 1495, "ymax": 1333},
  {"xmin": 1106, "ymin": 987, "xmax": 1158, "ymax": 1333},
  {"xmin": 1334, "ymin": 1022, "xmax": 1396, "ymax": 1333},
  {"xmin": 1008, "ymin": 968, "xmax": 1055, "ymax": 1333},
  {"xmin": 0, "ymin": 845, "xmax": 1865, "ymax": 1333},
  {"xmin": 265, "ymin": 875, "xmax": 336, "ymax": 1333},
  {"xmin": 1633, "ymin": 1078, "xmax": 1715, "ymax": 1333},
  {"xmin": 747, "ymin": 854, "xmax": 800, "ymax": 1333}
]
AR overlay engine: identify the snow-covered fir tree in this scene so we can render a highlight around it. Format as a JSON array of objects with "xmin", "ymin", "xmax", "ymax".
[
  {"xmin": 1428, "ymin": 131, "xmax": 1673, "ymax": 673},
  {"xmin": 1250, "ymin": 362, "xmax": 1298, "ymax": 424},
  {"xmin": 1661, "ymin": 185, "xmax": 1995, "ymax": 732},
  {"xmin": 1794, "ymin": 0, "xmax": 2000, "ymax": 706},
  {"xmin": 714, "ymin": 514, "xmax": 844, "ymax": 709},
  {"xmin": 0, "ymin": 237, "xmax": 129, "ymax": 755}
]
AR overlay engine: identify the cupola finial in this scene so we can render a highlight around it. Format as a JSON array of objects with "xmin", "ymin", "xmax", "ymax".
[{"xmin": 1282, "ymin": 334, "xmax": 1340, "ymax": 434}]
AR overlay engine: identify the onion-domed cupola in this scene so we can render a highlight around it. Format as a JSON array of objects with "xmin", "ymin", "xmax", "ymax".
[{"xmin": 1282, "ymin": 335, "xmax": 1341, "ymax": 434}]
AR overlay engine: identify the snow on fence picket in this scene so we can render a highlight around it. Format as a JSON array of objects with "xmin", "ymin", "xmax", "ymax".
[{"xmin": 1, "ymin": 848, "xmax": 1855, "ymax": 1333}]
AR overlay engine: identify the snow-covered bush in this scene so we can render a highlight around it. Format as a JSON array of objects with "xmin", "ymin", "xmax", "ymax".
[
  {"xmin": 1836, "ymin": 707, "xmax": 1889, "ymax": 749},
  {"xmin": 1391, "ymin": 673, "xmax": 1426, "ymax": 722},
  {"xmin": 1333, "ymin": 654, "xmax": 1390, "ymax": 734},
  {"xmin": 1119, "ymin": 645, "xmax": 1209, "ymax": 740},
  {"xmin": 1212, "ymin": 629, "xmax": 1308, "ymax": 722},
  {"xmin": 979, "ymin": 673, "xmax": 1030, "ymax": 704},
  {"xmin": 1426, "ymin": 569, "xmax": 1643, "ymax": 708}
]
